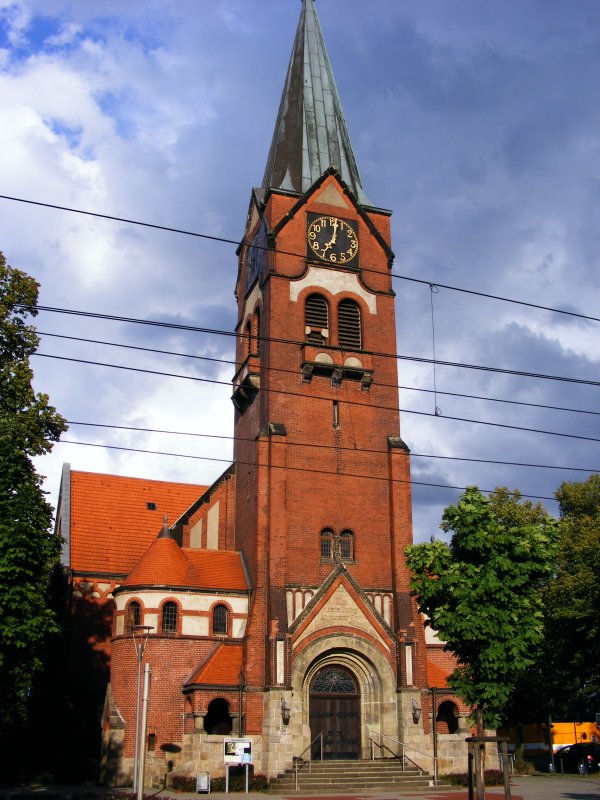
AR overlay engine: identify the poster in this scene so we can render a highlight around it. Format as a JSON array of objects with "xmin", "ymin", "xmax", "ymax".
[{"xmin": 223, "ymin": 738, "xmax": 253, "ymax": 765}]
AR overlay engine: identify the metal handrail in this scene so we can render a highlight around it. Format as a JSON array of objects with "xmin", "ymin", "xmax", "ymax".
[
  {"xmin": 368, "ymin": 730, "xmax": 438, "ymax": 786},
  {"xmin": 294, "ymin": 732, "xmax": 323, "ymax": 791}
]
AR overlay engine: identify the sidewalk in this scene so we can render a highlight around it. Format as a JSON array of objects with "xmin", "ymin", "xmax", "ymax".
[{"xmin": 1, "ymin": 774, "xmax": 600, "ymax": 800}]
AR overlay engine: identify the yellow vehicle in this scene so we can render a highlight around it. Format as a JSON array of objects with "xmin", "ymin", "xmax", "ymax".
[{"xmin": 502, "ymin": 721, "xmax": 600, "ymax": 757}]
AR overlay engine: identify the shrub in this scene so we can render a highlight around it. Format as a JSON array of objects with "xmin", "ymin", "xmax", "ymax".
[
  {"xmin": 444, "ymin": 770, "xmax": 504, "ymax": 787},
  {"xmin": 208, "ymin": 772, "xmax": 270, "ymax": 792},
  {"xmin": 170, "ymin": 775, "xmax": 196, "ymax": 792}
]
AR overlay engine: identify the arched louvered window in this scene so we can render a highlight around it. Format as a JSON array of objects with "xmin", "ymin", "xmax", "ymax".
[
  {"xmin": 338, "ymin": 299, "xmax": 361, "ymax": 350},
  {"xmin": 161, "ymin": 601, "xmax": 178, "ymax": 633},
  {"xmin": 127, "ymin": 601, "xmax": 141, "ymax": 633},
  {"xmin": 320, "ymin": 528, "xmax": 334, "ymax": 560},
  {"xmin": 213, "ymin": 604, "xmax": 228, "ymax": 635},
  {"xmin": 305, "ymin": 294, "xmax": 329, "ymax": 345},
  {"xmin": 340, "ymin": 529, "xmax": 354, "ymax": 561}
]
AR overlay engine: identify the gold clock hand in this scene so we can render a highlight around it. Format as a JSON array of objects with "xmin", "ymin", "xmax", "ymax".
[
  {"xmin": 322, "ymin": 220, "xmax": 339, "ymax": 253},
  {"xmin": 330, "ymin": 219, "xmax": 339, "ymax": 244}
]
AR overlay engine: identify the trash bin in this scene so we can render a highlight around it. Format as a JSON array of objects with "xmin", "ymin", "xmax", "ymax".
[{"xmin": 196, "ymin": 772, "xmax": 210, "ymax": 793}]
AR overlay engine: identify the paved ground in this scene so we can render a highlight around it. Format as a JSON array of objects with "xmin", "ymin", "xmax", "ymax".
[
  {"xmin": 2, "ymin": 774, "xmax": 600, "ymax": 800},
  {"xmin": 221, "ymin": 774, "xmax": 599, "ymax": 800}
]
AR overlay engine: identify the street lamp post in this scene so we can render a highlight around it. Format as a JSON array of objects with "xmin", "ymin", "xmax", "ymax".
[{"xmin": 132, "ymin": 624, "xmax": 153, "ymax": 792}]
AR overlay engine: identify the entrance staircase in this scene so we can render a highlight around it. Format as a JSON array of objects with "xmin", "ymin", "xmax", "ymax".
[{"xmin": 271, "ymin": 759, "xmax": 443, "ymax": 793}]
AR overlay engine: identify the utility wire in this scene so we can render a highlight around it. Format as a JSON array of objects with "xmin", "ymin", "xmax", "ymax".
[
  {"xmin": 35, "ymin": 351, "xmax": 600, "ymax": 443},
  {"xmin": 39, "ymin": 330, "xmax": 600, "ymax": 418},
  {"xmin": 23, "ymin": 303, "xmax": 600, "ymax": 388},
  {"xmin": 2, "ymin": 193, "xmax": 598, "ymax": 324},
  {"xmin": 66, "ymin": 420, "xmax": 600, "ymax": 474},
  {"xmin": 57, "ymin": 438, "xmax": 558, "ymax": 502}
]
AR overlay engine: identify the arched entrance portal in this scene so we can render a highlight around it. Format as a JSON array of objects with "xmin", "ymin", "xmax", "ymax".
[{"xmin": 309, "ymin": 666, "xmax": 360, "ymax": 760}]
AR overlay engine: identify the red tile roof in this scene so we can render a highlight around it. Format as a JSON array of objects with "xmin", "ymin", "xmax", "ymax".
[
  {"xmin": 187, "ymin": 644, "xmax": 243, "ymax": 685},
  {"xmin": 69, "ymin": 471, "xmax": 206, "ymax": 574},
  {"xmin": 123, "ymin": 540, "xmax": 248, "ymax": 592},
  {"xmin": 427, "ymin": 659, "xmax": 450, "ymax": 688}
]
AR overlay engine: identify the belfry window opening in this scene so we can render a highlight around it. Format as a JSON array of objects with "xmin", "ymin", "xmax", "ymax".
[{"xmin": 305, "ymin": 293, "xmax": 329, "ymax": 345}]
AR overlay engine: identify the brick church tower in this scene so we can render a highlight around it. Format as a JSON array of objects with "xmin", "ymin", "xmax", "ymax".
[
  {"xmin": 232, "ymin": 0, "xmax": 429, "ymax": 771},
  {"xmin": 93, "ymin": 1, "xmax": 468, "ymax": 787}
]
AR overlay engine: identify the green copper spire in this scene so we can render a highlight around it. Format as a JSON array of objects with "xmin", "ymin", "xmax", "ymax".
[{"xmin": 262, "ymin": 0, "xmax": 372, "ymax": 206}]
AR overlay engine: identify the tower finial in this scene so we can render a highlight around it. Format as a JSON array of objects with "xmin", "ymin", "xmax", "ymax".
[
  {"xmin": 157, "ymin": 514, "xmax": 172, "ymax": 539},
  {"xmin": 262, "ymin": 0, "xmax": 371, "ymax": 205}
]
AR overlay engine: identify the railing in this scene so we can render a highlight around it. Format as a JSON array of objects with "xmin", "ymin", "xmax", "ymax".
[
  {"xmin": 368, "ymin": 730, "xmax": 439, "ymax": 786},
  {"xmin": 293, "ymin": 732, "xmax": 323, "ymax": 791}
]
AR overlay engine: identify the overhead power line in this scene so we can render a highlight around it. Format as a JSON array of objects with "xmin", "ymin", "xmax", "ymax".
[
  {"xmin": 58, "ymin": 438, "xmax": 558, "ymax": 502},
  {"xmin": 35, "ymin": 351, "xmax": 600, "ymax": 443},
  {"xmin": 23, "ymin": 303, "xmax": 600, "ymax": 388},
  {"xmin": 2, "ymin": 192, "xmax": 598, "ymax": 324},
  {"xmin": 66, "ymin": 420, "xmax": 600, "ymax": 474},
  {"xmin": 40, "ymin": 329, "xmax": 600, "ymax": 418}
]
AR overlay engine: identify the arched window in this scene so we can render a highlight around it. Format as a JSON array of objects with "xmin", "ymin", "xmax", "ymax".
[
  {"xmin": 253, "ymin": 308, "xmax": 261, "ymax": 354},
  {"xmin": 212, "ymin": 604, "xmax": 228, "ymax": 635},
  {"xmin": 436, "ymin": 701, "xmax": 460, "ymax": 734},
  {"xmin": 245, "ymin": 320, "xmax": 252, "ymax": 358},
  {"xmin": 320, "ymin": 528, "xmax": 333, "ymax": 560},
  {"xmin": 338, "ymin": 299, "xmax": 361, "ymax": 350},
  {"xmin": 127, "ymin": 601, "xmax": 141, "ymax": 633},
  {"xmin": 340, "ymin": 529, "xmax": 354, "ymax": 561},
  {"xmin": 305, "ymin": 294, "xmax": 329, "ymax": 345},
  {"xmin": 161, "ymin": 601, "xmax": 178, "ymax": 634},
  {"xmin": 204, "ymin": 698, "xmax": 232, "ymax": 735}
]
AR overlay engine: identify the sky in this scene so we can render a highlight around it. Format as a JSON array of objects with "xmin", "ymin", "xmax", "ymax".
[{"xmin": 1, "ymin": 0, "xmax": 599, "ymax": 541}]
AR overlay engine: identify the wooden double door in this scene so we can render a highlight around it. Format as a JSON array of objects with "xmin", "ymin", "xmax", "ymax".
[{"xmin": 309, "ymin": 666, "xmax": 361, "ymax": 760}]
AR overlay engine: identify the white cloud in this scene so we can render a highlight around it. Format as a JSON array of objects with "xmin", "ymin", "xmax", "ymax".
[{"xmin": 1, "ymin": 0, "xmax": 598, "ymax": 541}]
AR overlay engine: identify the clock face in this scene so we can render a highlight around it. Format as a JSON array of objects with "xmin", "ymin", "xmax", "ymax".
[{"xmin": 307, "ymin": 215, "xmax": 359, "ymax": 266}]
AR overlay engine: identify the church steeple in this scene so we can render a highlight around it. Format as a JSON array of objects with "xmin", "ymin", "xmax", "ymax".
[{"xmin": 262, "ymin": 0, "xmax": 372, "ymax": 206}]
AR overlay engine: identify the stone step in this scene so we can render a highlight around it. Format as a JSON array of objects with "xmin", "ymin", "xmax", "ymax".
[
  {"xmin": 273, "ymin": 779, "xmax": 438, "ymax": 793},
  {"xmin": 271, "ymin": 759, "xmax": 443, "ymax": 793},
  {"xmin": 277, "ymin": 758, "xmax": 424, "ymax": 769},
  {"xmin": 272, "ymin": 775, "xmax": 432, "ymax": 789},
  {"xmin": 277, "ymin": 768, "xmax": 425, "ymax": 779}
]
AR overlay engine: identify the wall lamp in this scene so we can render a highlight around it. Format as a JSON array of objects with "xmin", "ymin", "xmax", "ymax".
[
  {"xmin": 411, "ymin": 698, "xmax": 422, "ymax": 723},
  {"xmin": 280, "ymin": 697, "xmax": 291, "ymax": 726}
]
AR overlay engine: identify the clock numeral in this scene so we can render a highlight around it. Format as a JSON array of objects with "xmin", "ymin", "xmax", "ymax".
[
  {"xmin": 329, "ymin": 253, "xmax": 337, "ymax": 263},
  {"xmin": 312, "ymin": 241, "xmax": 320, "ymax": 251},
  {"xmin": 308, "ymin": 231, "xmax": 316, "ymax": 240},
  {"xmin": 339, "ymin": 253, "xmax": 347, "ymax": 263}
]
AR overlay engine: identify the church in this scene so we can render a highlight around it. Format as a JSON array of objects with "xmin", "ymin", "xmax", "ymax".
[{"xmin": 55, "ymin": 0, "xmax": 471, "ymax": 786}]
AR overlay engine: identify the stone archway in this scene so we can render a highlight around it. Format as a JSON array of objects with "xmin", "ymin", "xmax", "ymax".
[
  {"xmin": 292, "ymin": 636, "xmax": 398, "ymax": 760},
  {"xmin": 309, "ymin": 665, "xmax": 360, "ymax": 759}
]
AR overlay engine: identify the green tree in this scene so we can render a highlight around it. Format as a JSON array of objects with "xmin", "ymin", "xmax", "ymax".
[
  {"xmin": 0, "ymin": 251, "xmax": 67, "ymax": 728},
  {"xmin": 405, "ymin": 486, "xmax": 559, "ymax": 731},
  {"xmin": 545, "ymin": 476, "xmax": 600, "ymax": 716}
]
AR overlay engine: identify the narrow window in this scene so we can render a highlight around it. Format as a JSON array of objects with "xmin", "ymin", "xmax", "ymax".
[
  {"xmin": 213, "ymin": 604, "xmax": 228, "ymax": 635},
  {"xmin": 338, "ymin": 299, "xmax": 361, "ymax": 350},
  {"xmin": 245, "ymin": 321, "xmax": 252, "ymax": 358},
  {"xmin": 340, "ymin": 529, "xmax": 354, "ymax": 561},
  {"xmin": 161, "ymin": 601, "xmax": 178, "ymax": 633},
  {"xmin": 320, "ymin": 528, "xmax": 333, "ymax": 560},
  {"xmin": 305, "ymin": 294, "xmax": 329, "ymax": 345},
  {"xmin": 147, "ymin": 733, "xmax": 156, "ymax": 752},
  {"xmin": 254, "ymin": 308, "xmax": 261, "ymax": 354},
  {"xmin": 333, "ymin": 400, "xmax": 340, "ymax": 428},
  {"xmin": 127, "ymin": 601, "xmax": 141, "ymax": 633}
]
